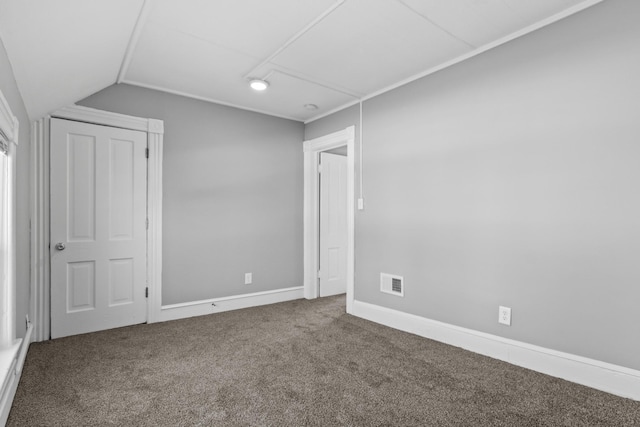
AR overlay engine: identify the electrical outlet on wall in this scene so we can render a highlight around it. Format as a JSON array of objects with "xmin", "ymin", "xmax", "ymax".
[
  {"xmin": 244, "ymin": 273, "xmax": 252, "ymax": 285},
  {"xmin": 498, "ymin": 306, "xmax": 512, "ymax": 326}
]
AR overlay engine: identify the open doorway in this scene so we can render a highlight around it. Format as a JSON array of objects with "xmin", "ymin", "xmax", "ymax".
[
  {"xmin": 303, "ymin": 126, "xmax": 355, "ymax": 313},
  {"xmin": 318, "ymin": 149, "xmax": 347, "ymax": 297}
]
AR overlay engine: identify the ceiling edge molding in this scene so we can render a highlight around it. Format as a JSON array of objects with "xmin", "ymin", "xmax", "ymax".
[
  {"xmin": 121, "ymin": 79, "xmax": 304, "ymax": 122},
  {"xmin": 304, "ymin": 98, "xmax": 361, "ymax": 125},
  {"xmin": 243, "ymin": 0, "xmax": 345, "ymax": 80},
  {"xmin": 117, "ymin": 0, "xmax": 153, "ymax": 84},
  {"xmin": 305, "ymin": 0, "xmax": 603, "ymax": 125}
]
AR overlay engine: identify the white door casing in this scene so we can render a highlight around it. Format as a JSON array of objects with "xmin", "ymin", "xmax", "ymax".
[
  {"xmin": 50, "ymin": 118, "xmax": 147, "ymax": 338},
  {"xmin": 303, "ymin": 126, "xmax": 355, "ymax": 313},
  {"xmin": 319, "ymin": 152, "xmax": 348, "ymax": 297}
]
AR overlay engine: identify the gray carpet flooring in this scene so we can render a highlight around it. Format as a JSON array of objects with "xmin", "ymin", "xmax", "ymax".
[{"xmin": 8, "ymin": 296, "xmax": 640, "ymax": 426}]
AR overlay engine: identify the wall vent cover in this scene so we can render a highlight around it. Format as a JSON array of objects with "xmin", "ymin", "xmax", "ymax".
[
  {"xmin": 392, "ymin": 278, "xmax": 402, "ymax": 293},
  {"xmin": 380, "ymin": 273, "xmax": 404, "ymax": 297}
]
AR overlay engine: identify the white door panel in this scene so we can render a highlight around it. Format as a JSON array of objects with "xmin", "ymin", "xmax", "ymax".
[
  {"xmin": 50, "ymin": 118, "xmax": 147, "ymax": 338},
  {"xmin": 319, "ymin": 152, "xmax": 347, "ymax": 297}
]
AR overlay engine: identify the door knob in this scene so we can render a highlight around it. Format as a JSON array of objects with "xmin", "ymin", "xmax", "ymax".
[{"xmin": 55, "ymin": 242, "xmax": 66, "ymax": 251}]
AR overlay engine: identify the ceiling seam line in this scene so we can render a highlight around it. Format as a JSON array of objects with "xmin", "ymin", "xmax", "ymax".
[
  {"xmin": 117, "ymin": 0, "xmax": 153, "ymax": 84},
  {"xmin": 270, "ymin": 69, "xmax": 362, "ymax": 99},
  {"xmin": 242, "ymin": 0, "xmax": 346, "ymax": 80},
  {"xmin": 163, "ymin": 27, "xmax": 264, "ymax": 61},
  {"xmin": 394, "ymin": 0, "xmax": 477, "ymax": 49}
]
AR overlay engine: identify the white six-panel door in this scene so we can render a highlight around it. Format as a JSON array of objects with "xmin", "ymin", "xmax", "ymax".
[
  {"xmin": 50, "ymin": 118, "xmax": 147, "ymax": 338},
  {"xmin": 319, "ymin": 152, "xmax": 348, "ymax": 297}
]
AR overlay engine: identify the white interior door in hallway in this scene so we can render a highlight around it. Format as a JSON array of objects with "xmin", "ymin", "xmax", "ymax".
[
  {"xmin": 50, "ymin": 118, "xmax": 147, "ymax": 338},
  {"xmin": 319, "ymin": 152, "xmax": 348, "ymax": 297}
]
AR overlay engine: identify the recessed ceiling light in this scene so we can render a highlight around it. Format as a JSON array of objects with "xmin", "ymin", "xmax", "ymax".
[
  {"xmin": 249, "ymin": 79, "xmax": 269, "ymax": 91},
  {"xmin": 304, "ymin": 104, "xmax": 318, "ymax": 111}
]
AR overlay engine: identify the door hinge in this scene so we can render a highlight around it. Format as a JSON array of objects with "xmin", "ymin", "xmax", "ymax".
[
  {"xmin": 145, "ymin": 148, "xmax": 149, "ymax": 158},
  {"xmin": 145, "ymin": 287, "xmax": 149, "ymax": 298},
  {"xmin": 146, "ymin": 218, "xmax": 149, "ymax": 230},
  {"xmin": 318, "ymin": 164, "xmax": 323, "ymax": 174},
  {"xmin": 317, "ymin": 270, "xmax": 322, "ymax": 279}
]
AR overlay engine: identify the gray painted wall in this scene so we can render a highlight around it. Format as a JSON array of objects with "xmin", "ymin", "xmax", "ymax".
[
  {"xmin": 305, "ymin": 104, "xmax": 359, "ymax": 143},
  {"xmin": 306, "ymin": 0, "xmax": 640, "ymax": 370},
  {"xmin": 0, "ymin": 38, "xmax": 31, "ymax": 339},
  {"xmin": 79, "ymin": 85, "xmax": 304, "ymax": 305}
]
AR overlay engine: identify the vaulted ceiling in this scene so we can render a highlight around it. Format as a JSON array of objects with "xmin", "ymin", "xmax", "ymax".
[{"xmin": 0, "ymin": 0, "xmax": 600, "ymax": 122}]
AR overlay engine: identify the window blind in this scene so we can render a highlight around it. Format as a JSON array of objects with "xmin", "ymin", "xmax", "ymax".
[{"xmin": 0, "ymin": 129, "xmax": 8, "ymax": 155}]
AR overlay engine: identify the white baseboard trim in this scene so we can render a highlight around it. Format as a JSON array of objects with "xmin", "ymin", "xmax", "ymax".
[
  {"xmin": 0, "ymin": 324, "xmax": 33, "ymax": 426},
  {"xmin": 157, "ymin": 286, "xmax": 304, "ymax": 323},
  {"xmin": 352, "ymin": 300, "xmax": 640, "ymax": 401}
]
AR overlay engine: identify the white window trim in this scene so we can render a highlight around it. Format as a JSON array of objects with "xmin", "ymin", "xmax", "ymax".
[
  {"xmin": 31, "ymin": 105, "xmax": 164, "ymax": 342},
  {"xmin": 0, "ymin": 89, "xmax": 19, "ymax": 348},
  {"xmin": 0, "ymin": 87, "xmax": 28, "ymax": 427}
]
